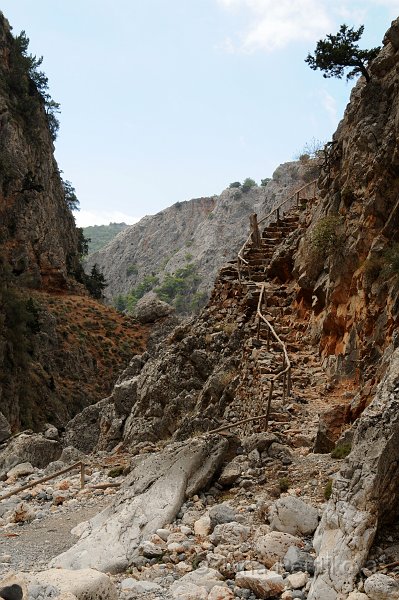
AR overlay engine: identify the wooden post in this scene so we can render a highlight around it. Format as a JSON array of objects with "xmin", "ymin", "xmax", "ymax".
[
  {"xmin": 296, "ymin": 192, "xmax": 299, "ymax": 208},
  {"xmin": 250, "ymin": 213, "xmax": 261, "ymax": 248},
  {"xmin": 80, "ymin": 462, "xmax": 85, "ymax": 489},
  {"xmin": 287, "ymin": 367, "xmax": 292, "ymax": 397},
  {"xmin": 257, "ymin": 318, "xmax": 261, "ymax": 341},
  {"xmin": 265, "ymin": 381, "xmax": 274, "ymax": 431},
  {"xmin": 276, "ymin": 208, "xmax": 280, "ymax": 225},
  {"xmin": 267, "ymin": 328, "xmax": 270, "ymax": 351}
]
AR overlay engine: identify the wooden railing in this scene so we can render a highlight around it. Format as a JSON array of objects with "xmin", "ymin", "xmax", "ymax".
[
  {"xmin": 237, "ymin": 179, "xmax": 318, "ymax": 279},
  {"xmin": 0, "ymin": 461, "xmax": 86, "ymax": 501}
]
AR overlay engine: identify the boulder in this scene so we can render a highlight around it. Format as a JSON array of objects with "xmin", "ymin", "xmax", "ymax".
[
  {"xmin": 235, "ymin": 570, "xmax": 285, "ymax": 598},
  {"xmin": 269, "ymin": 496, "xmax": 319, "ymax": 535},
  {"xmin": 51, "ymin": 435, "xmax": 228, "ymax": 573},
  {"xmin": 255, "ymin": 531, "xmax": 303, "ymax": 568},
  {"xmin": 209, "ymin": 503, "xmax": 237, "ymax": 528},
  {"xmin": 313, "ymin": 403, "xmax": 349, "ymax": 454},
  {"xmin": 135, "ymin": 291, "xmax": 174, "ymax": 323},
  {"xmin": 27, "ymin": 568, "xmax": 117, "ymax": 600},
  {"xmin": 364, "ymin": 573, "xmax": 399, "ymax": 599},
  {"xmin": 210, "ymin": 522, "xmax": 251, "ymax": 546},
  {"xmin": 308, "ymin": 349, "xmax": 399, "ymax": 598},
  {"xmin": 284, "ymin": 545, "xmax": 315, "ymax": 574},
  {"xmin": 0, "ymin": 433, "xmax": 61, "ymax": 478},
  {"xmin": 6, "ymin": 462, "xmax": 35, "ymax": 479},
  {"xmin": 208, "ymin": 586, "xmax": 235, "ymax": 600},
  {"xmin": 218, "ymin": 461, "xmax": 241, "ymax": 486},
  {"xmin": 194, "ymin": 515, "xmax": 211, "ymax": 537}
]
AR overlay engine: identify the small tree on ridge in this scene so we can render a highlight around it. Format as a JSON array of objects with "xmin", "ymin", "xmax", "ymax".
[{"xmin": 305, "ymin": 24, "xmax": 380, "ymax": 83}]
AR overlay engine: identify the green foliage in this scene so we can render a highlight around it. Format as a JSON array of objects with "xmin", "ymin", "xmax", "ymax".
[
  {"xmin": 114, "ymin": 264, "xmax": 205, "ymax": 315},
  {"xmin": 126, "ymin": 263, "xmax": 138, "ymax": 277},
  {"xmin": 77, "ymin": 228, "xmax": 90, "ymax": 257},
  {"xmin": 107, "ymin": 466, "xmax": 124, "ymax": 478},
  {"xmin": 331, "ymin": 443, "xmax": 352, "ymax": 459},
  {"xmin": 261, "ymin": 178, "xmax": 271, "ymax": 187},
  {"xmin": 241, "ymin": 178, "xmax": 257, "ymax": 193},
  {"xmin": 4, "ymin": 30, "xmax": 60, "ymax": 140},
  {"xmin": 82, "ymin": 223, "xmax": 128, "ymax": 254},
  {"xmin": 84, "ymin": 265, "xmax": 107, "ymax": 299},
  {"xmin": 310, "ymin": 216, "xmax": 343, "ymax": 259},
  {"xmin": 229, "ymin": 181, "xmax": 241, "ymax": 189},
  {"xmin": 279, "ymin": 477, "xmax": 290, "ymax": 493},
  {"xmin": 305, "ymin": 24, "xmax": 380, "ymax": 83},
  {"xmin": 62, "ymin": 179, "xmax": 79, "ymax": 211},
  {"xmin": 324, "ymin": 480, "xmax": 333, "ymax": 500}
]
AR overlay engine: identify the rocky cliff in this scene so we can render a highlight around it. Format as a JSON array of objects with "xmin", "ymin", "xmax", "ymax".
[
  {"xmin": 86, "ymin": 161, "xmax": 311, "ymax": 313},
  {"xmin": 0, "ymin": 12, "xmax": 149, "ymax": 432}
]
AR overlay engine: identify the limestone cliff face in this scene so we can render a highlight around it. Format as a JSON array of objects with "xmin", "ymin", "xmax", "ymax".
[
  {"xmin": 0, "ymin": 13, "xmax": 81, "ymax": 290},
  {"xmin": 86, "ymin": 161, "xmax": 309, "ymax": 311},
  {"xmin": 0, "ymin": 12, "xmax": 148, "ymax": 432},
  {"xmin": 295, "ymin": 18, "xmax": 399, "ymax": 404}
]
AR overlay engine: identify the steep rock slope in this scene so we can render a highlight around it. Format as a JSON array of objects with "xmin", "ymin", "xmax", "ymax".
[
  {"xmin": 0, "ymin": 12, "xmax": 149, "ymax": 432},
  {"xmin": 86, "ymin": 161, "xmax": 310, "ymax": 311}
]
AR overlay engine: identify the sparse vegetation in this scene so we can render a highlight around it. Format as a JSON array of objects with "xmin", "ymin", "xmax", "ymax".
[
  {"xmin": 229, "ymin": 181, "xmax": 241, "ymax": 189},
  {"xmin": 83, "ymin": 223, "xmax": 128, "ymax": 254},
  {"xmin": 310, "ymin": 216, "xmax": 344, "ymax": 259},
  {"xmin": 324, "ymin": 479, "xmax": 333, "ymax": 500},
  {"xmin": 279, "ymin": 477, "xmax": 290, "ymax": 493},
  {"xmin": 331, "ymin": 443, "xmax": 352, "ymax": 459},
  {"xmin": 241, "ymin": 178, "xmax": 257, "ymax": 193}
]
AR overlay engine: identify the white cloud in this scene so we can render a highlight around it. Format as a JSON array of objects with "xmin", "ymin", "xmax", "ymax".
[
  {"xmin": 74, "ymin": 210, "xmax": 141, "ymax": 228},
  {"xmin": 320, "ymin": 89, "xmax": 338, "ymax": 123},
  {"xmin": 216, "ymin": 0, "xmax": 398, "ymax": 52}
]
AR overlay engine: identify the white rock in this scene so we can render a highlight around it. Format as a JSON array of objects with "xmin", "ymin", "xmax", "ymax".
[
  {"xmin": 269, "ymin": 496, "xmax": 319, "ymax": 536},
  {"xmin": 235, "ymin": 570, "xmax": 285, "ymax": 598},
  {"xmin": 139, "ymin": 540, "xmax": 164, "ymax": 558},
  {"xmin": 255, "ymin": 531, "xmax": 303, "ymax": 568},
  {"xmin": 7, "ymin": 462, "xmax": 35, "ymax": 478},
  {"xmin": 194, "ymin": 515, "xmax": 211, "ymax": 537},
  {"xmin": 347, "ymin": 592, "xmax": 369, "ymax": 599},
  {"xmin": 210, "ymin": 522, "xmax": 251, "ymax": 546},
  {"xmin": 174, "ymin": 567, "xmax": 224, "ymax": 592},
  {"xmin": 170, "ymin": 582, "xmax": 208, "ymax": 600},
  {"xmin": 156, "ymin": 528, "xmax": 170, "ymax": 541},
  {"xmin": 364, "ymin": 573, "xmax": 399, "ymax": 599},
  {"xmin": 27, "ymin": 568, "xmax": 117, "ymax": 600},
  {"xmin": 287, "ymin": 571, "xmax": 308, "ymax": 589},
  {"xmin": 208, "ymin": 585, "xmax": 235, "ymax": 599}
]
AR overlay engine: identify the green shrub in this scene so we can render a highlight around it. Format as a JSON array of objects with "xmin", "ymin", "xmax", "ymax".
[
  {"xmin": 324, "ymin": 480, "xmax": 333, "ymax": 500},
  {"xmin": 279, "ymin": 477, "xmax": 290, "ymax": 493},
  {"xmin": 261, "ymin": 178, "xmax": 271, "ymax": 186},
  {"xmin": 331, "ymin": 443, "xmax": 351, "ymax": 459},
  {"xmin": 310, "ymin": 216, "xmax": 344, "ymax": 259},
  {"xmin": 241, "ymin": 178, "xmax": 257, "ymax": 193},
  {"xmin": 229, "ymin": 181, "xmax": 241, "ymax": 189},
  {"xmin": 108, "ymin": 466, "xmax": 124, "ymax": 478},
  {"xmin": 126, "ymin": 263, "xmax": 138, "ymax": 277}
]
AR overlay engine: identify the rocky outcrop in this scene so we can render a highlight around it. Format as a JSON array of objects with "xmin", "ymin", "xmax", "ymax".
[
  {"xmin": 294, "ymin": 17, "xmax": 399, "ymax": 389},
  {"xmin": 309, "ymin": 347, "xmax": 399, "ymax": 598},
  {"xmin": 86, "ymin": 161, "xmax": 311, "ymax": 311},
  {"xmin": 52, "ymin": 435, "xmax": 228, "ymax": 573}
]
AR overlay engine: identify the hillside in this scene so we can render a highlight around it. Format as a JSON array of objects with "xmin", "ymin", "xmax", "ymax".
[
  {"xmin": 0, "ymin": 12, "xmax": 150, "ymax": 432},
  {"xmin": 83, "ymin": 222, "xmax": 128, "ymax": 254},
  {"xmin": 86, "ymin": 162, "xmax": 313, "ymax": 313}
]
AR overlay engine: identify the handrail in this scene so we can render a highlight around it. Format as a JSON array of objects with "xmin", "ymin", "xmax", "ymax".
[
  {"xmin": 237, "ymin": 179, "xmax": 318, "ymax": 275},
  {"xmin": 258, "ymin": 179, "xmax": 318, "ymax": 226},
  {"xmin": 0, "ymin": 461, "xmax": 86, "ymax": 501}
]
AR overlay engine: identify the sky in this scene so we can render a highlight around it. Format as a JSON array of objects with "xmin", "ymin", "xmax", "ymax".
[{"xmin": 1, "ymin": 1, "xmax": 398, "ymax": 226}]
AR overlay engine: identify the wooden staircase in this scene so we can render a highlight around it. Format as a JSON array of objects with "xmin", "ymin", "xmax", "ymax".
[{"xmin": 207, "ymin": 179, "xmax": 333, "ymax": 438}]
